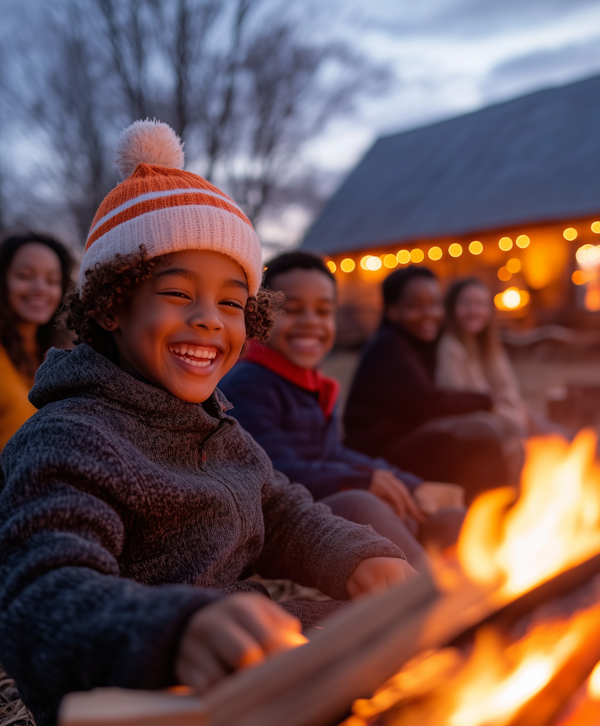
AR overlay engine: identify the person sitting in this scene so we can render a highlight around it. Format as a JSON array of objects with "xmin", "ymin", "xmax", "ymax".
[
  {"xmin": 221, "ymin": 252, "xmax": 465, "ymax": 567},
  {"xmin": 436, "ymin": 277, "xmax": 530, "ymax": 437},
  {"xmin": 0, "ymin": 121, "xmax": 412, "ymax": 726},
  {"xmin": 437, "ymin": 277, "xmax": 562, "ymax": 438},
  {"xmin": 0, "ymin": 232, "xmax": 73, "ymax": 450},
  {"xmin": 344, "ymin": 266, "xmax": 522, "ymax": 504}
]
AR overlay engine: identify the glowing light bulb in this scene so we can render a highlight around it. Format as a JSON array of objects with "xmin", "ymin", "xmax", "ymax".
[
  {"xmin": 564, "ymin": 228, "xmax": 578, "ymax": 241},
  {"xmin": 410, "ymin": 249, "xmax": 424, "ymax": 263},
  {"xmin": 502, "ymin": 288, "xmax": 521, "ymax": 309},
  {"xmin": 592, "ymin": 222, "xmax": 600, "ymax": 234},
  {"xmin": 469, "ymin": 241, "xmax": 483, "ymax": 255},
  {"xmin": 326, "ymin": 260, "xmax": 336, "ymax": 273},
  {"xmin": 572, "ymin": 270, "xmax": 588, "ymax": 285},
  {"xmin": 397, "ymin": 250, "xmax": 410, "ymax": 265},
  {"xmin": 383, "ymin": 254, "xmax": 397, "ymax": 269},
  {"xmin": 499, "ymin": 237, "xmax": 513, "ymax": 251},
  {"xmin": 506, "ymin": 258, "xmax": 522, "ymax": 274},
  {"xmin": 498, "ymin": 267, "xmax": 512, "ymax": 282},
  {"xmin": 360, "ymin": 255, "xmax": 371, "ymax": 270},
  {"xmin": 428, "ymin": 246, "xmax": 442, "ymax": 261},
  {"xmin": 366, "ymin": 256, "xmax": 382, "ymax": 271},
  {"xmin": 516, "ymin": 235, "xmax": 530, "ymax": 249},
  {"xmin": 340, "ymin": 258, "xmax": 355, "ymax": 273},
  {"xmin": 449, "ymin": 243, "xmax": 463, "ymax": 258}
]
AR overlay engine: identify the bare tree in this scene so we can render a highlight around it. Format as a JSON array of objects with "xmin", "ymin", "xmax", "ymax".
[{"xmin": 2, "ymin": 0, "xmax": 390, "ymax": 243}]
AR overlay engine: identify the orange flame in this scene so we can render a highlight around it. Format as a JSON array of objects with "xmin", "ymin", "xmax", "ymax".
[
  {"xmin": 458, "ymin": 430, "xmax": 600, "ymax": 597},
  {"xmin": 345, "ymin": 433, "xmax": 600, "ymax": 726}
]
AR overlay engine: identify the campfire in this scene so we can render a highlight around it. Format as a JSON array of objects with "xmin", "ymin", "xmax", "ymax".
[{"xmin": 62, "ymin": 431, "xmax": 600, "ymax": 726}]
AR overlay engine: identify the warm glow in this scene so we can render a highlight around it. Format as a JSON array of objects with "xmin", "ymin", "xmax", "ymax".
[
  {"xmin": 410, "ymin": 249, "xmax": 424, "ymax": 263},
  {"xmin": 506, "ymin": 258, "xmax": 521, "ymax": 274},
  {"xmin": 383, "ymin": 253, "xmax": 398, "ymax": 269},
  {"xmin": 497, "ymin": 267, "xmax": 512, "ymax": 282},
  {"xmin": 397, "ymin": 250, "xmax": 410, "ymax": 265},
  {"xmin": 448, "ymin": 243, "xmax": 462, "ymax": 258},
  {"xmin": 326, "ymin": 260, "xmax": 336, "ymax": 274},
  {"xmin": 360, "ymin": 255, "xmax": 371, "ymax": 270},
  {"xmin": 458, "ymin": 431, "xmax": 600, "ymax": 597},
  {"xmin": 572, "ymin": 270, "xmax": 592, "ymax": 285},
  {"xmin": 592, "ymin": 221, "xmax": 600, "ymax": 234},
  {"xmin": 348, "ymin": 431, "xmax": 600, "ymax": 726},
  {"xmin": 502, "ymin": 289, "xmax": 521, "ymax": 308},
  {"xmin": 494, "ymin": 287, "xmax": 529, "ymax": 311},
  {"xmin": 350, "ymin": 603, "xmax": 600, "ymax": 726},
  {"xmin": 469, "ymin": 241, "xmax": 483, "ymax": 255},
  {"xmin": 564, "ymin": 227, "xmax": 578, "ymax": 241},
  {"xmin": 516, "ymin": 234, "xmax": 530, "ymax": 249},
  {"xmin": 576, "ymin": 244, "xmax": 600, "ymax": 269},
  {"xmin": 589, "ymin": 661, "xmax": 600, "ymax": 699},
  {"xmin": 340, "ymin": 258, "xmax": 355, "ymax": 273},
  {"xmin": 499, "ymin": 237, "xmax": 513, "ymax": 251},
  {"xmin": 366, "ymin": 256, "xmax": 382, "ymax": 271},
  {"xmin": 585, "ymin": 287, "xmax": 600, "ymax": 311},
  {"xmin": 428, "ymin": 246, "xmax": 442, "ymax": 261}
]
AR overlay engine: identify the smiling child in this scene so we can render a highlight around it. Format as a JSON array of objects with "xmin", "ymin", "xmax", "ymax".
[
  {"xmin": 0, "ymin": 121, "xmax": 412, "ymax": 726},
  {"xmin": 221, "ymin": 252, "xmax": 466, "ymax": 567}
]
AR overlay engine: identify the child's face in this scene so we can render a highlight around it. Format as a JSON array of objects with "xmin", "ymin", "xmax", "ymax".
[
  {"xmin": 386, "ymin": 277, "xmax": 444, "ymax": 342},
  {"xmin": 267, "ymin": 268, "xmax": 336, "ymax": 369},
  {"xmin": 108, "ymin": 250, "xmax": 248, "ymax": 403}
]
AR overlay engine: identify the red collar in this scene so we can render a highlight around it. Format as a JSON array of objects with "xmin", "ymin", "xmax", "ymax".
[{"xmin": 245, "ymin": 341, "xmax": 340, "ymax": 419}]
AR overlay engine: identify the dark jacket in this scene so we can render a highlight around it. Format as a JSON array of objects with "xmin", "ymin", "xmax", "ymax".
[
  {"xmin": 0, "ymin": 345, "xmax": 402, "ymax": 726},
  {"xmin": 220, "ymin": 361, "xmax": 422, "ymax": 499},
  {"xmin": 344, "ymin": 323, "xmax": 492, "ymax": 457}
]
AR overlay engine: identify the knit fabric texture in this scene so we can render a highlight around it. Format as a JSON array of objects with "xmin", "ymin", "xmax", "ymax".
[
  {"xmin": 80, "ymin": 120, "xmax": 263, "ymax": 295},
  {"xmin": 0, "ymin": 345, "xmax": 403, "ymax": 726}
]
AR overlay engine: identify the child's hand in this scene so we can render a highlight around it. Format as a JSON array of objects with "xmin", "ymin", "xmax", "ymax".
[
  {"xmin": 175, "ymin": 593, "xmax": 307, "ymax": 693},
  {"xmin": 346, "ymin": 557, "xmax": 418, "ymax": 599},
  {"xmin": 369, "ymin": 470, "xmax": 425, "ymax": 522}
]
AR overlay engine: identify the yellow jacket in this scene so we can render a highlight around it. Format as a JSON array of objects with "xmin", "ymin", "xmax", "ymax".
[{"xmin": 0, "ymin": 344, "xmax": 36, "ymax": 451}]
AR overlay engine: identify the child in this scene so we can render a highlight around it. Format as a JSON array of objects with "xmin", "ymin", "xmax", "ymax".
[
  {"xmin": 0, "ymin": 121, "xmax": 411, "ymax": 726},
  {"xmin": 221, "ymin": 252, "xmax": 465, "ymax": 565}
]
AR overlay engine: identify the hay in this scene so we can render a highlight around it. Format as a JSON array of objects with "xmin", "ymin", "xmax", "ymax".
[{"xmin": 0, "ymin": 666, "xmax": 35, "ymax": 726}]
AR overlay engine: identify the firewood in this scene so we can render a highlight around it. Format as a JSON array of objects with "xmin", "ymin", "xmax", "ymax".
[{"xmin": 59, "ymin": 688, "xmax": 207, "ymax": 726}]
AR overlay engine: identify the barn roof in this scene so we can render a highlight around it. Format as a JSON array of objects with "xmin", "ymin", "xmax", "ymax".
[{"xmin": 301, "ymin": 73, "xmax": 600, "ymax": 255}]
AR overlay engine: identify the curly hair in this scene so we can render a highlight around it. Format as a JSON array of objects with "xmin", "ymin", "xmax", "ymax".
[{"xmin": 63, "ymin": 246, "xmax": 282, "ymax": 362}]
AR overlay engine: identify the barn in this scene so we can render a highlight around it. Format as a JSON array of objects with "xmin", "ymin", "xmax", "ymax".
[{"xmin": 300, "ymin": 73, "xmax": 600, "ymax": 346}]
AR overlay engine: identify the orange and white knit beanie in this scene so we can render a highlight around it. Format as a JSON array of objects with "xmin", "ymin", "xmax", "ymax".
[{"xmin": 80, "ymin": 119, "xmax": 263, "ymax": 295}]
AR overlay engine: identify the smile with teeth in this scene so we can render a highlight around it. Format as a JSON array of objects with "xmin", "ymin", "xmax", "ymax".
[{"xmin": 168, "ymin": 344, "xmax": 219, "ymax": 368}]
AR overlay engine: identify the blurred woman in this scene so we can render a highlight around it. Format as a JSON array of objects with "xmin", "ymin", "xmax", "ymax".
[
  {"xmin": 344, "ymin": 266, "xmax": 521, "ymax": 503},
  {"xmin": 437, "ymin": 277, "xmax": 529, "ymax": 437},
  {"xmin": 0, "ymin": 232, "xmax": 73, "ymax": 449}
]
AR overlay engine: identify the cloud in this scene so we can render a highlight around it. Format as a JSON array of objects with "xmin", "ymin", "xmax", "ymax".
[
  {"xmin": 362, "ymin": 0, "xmax": 600, "ymax": 39},
  {"xmin": 483, "ymin": 36, "xmax": 600, "ymax": 100}
]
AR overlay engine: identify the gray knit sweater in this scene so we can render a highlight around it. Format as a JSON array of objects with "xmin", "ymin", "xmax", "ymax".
[{"xmin": 0, "ymin": 345, "xmax": 402, "ymax": 726}]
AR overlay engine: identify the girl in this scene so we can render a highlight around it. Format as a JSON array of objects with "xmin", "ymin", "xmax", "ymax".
[
  {"xmin": 437, "ymin": 277, "xmax": 529, "ymax": 436},
  {"xmin": 0, "ymin": 121, "xmax": 411, "ymax": 726},
  {"xmin": 0, "ymin": 232, "xmax": 73, "ymax": 449},
  {"xmin": 344, "ymin": 266, "xmax": 521, "ymax": 503}
]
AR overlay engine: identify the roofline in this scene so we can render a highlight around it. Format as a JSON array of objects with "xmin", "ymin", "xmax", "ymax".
[
  {"xmin": 318, "ymin": 213, "xmax": 600, "ymax": 258},
  {"xmin": 374, "ymin": 71, "xmax": 600, "ymax": 145}
]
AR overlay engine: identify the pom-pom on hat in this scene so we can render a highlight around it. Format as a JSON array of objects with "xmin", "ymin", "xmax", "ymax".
[{"xmin": 80, "ymin": 119, "xmax": 262, "ymax": 295}]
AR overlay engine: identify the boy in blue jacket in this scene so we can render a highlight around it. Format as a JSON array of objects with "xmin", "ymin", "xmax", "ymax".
[{"xmin": 221, "ymin": 252, "xmax": 465, "ymax": 565}]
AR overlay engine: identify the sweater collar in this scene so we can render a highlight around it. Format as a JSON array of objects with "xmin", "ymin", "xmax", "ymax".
[
  {"xmin": 30, "ymin": 345, "xmax": 233, "ymax": 432},
  {"xmin": 244, "ymin": 341, "xmax": 339, "ymax": 419}
]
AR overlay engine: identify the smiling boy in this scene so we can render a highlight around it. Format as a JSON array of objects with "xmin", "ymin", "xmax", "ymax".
[
  {"xmin": 0, "ymin": 121, "xmax": 412, "ymax": 726},
  {"xmin": 221, "ymin": 252, "xmax": 465, "ymax": 566}
]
